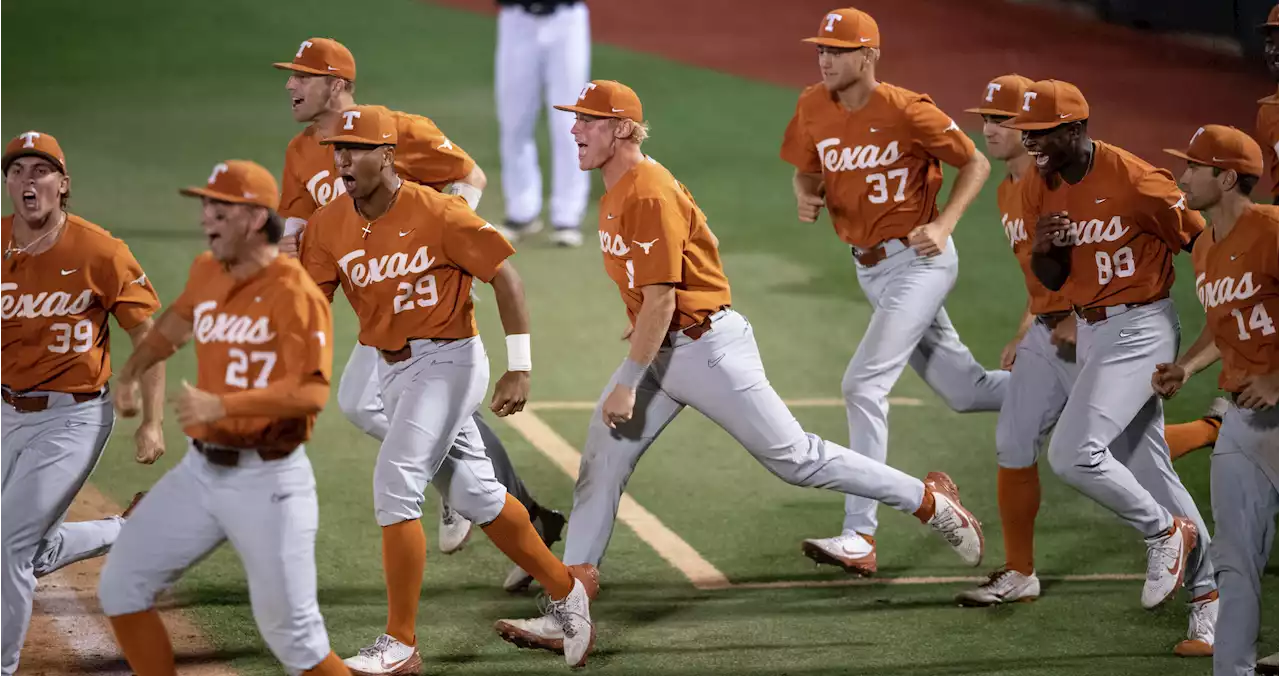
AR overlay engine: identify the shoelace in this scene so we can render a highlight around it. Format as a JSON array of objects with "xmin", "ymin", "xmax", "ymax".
[
  {"xmin": 981, "ymin": 569, "xmax": 1017, "ymax": 591},
  {"xmin": 1188, "ymin": 601, "xmax": 1214, "ymax": 638},
  {"xmin": 538, "ymin": 591, "xmax": 588, "ymax": 639},
  {"xmin": 358, "ymin": 635, "xmax": 396, "ymax": 658},
  {"xmin": 932, "ymin": 504, "xmax": 965, "ymax": 546},
  {"xmin": 1146, "ymin": 541, "xmax": 1179, "ymax": 581}
]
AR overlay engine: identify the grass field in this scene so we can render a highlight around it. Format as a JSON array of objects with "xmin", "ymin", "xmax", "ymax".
[{"xmin": 4, "ymin": 0, "xmax": 1276, "ymax": 674}]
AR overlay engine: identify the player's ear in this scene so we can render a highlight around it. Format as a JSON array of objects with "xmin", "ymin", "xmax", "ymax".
[
  {"xmin": 1219, "ymin": 168, "xmax": 1239, "ymax": 192},
  {"xmin": 614, "ymin": 119, "xmax": 632, "ymax": 140}
]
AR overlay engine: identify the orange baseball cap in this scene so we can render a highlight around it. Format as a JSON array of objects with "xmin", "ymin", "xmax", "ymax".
[
  {"xmin": 321, "ymin": 106, "xmax": 397, "ymax": 146},
  {"xmin": 1164, "ymin": 125, "xmax": 1264, "ymax": 177},
  {"xmin": 1002, "ymin": 80, "xmax": 1089, "ymax": 131},
  {"xmin": 273, "ymin": 37, "xmax": 356, "ymax": 81},
  {"xmin": 554, "ymin": 80, "xmax": 644, "ymax": 122},
  {"xmin": 2, "ymin": 130, "xmax": 67, "ymax": 174},
  {"xmin": 1261, "ymin": 4, "xmax": 1278, "ymax": 28},
  {"xmin": 802, "ymin": 8, "xmax": 880, "ymax": 49},
  {"xmin": 965, "ymin": 74, "xmax": 1035, "ymax": 117},
  {"xmin": 180, "ymin": 160, "xmax": 281, "ymax": 211}
]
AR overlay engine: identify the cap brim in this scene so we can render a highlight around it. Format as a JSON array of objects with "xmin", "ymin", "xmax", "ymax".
[
  {"xmin": 1162, "ymin": 149, "xmax": 1199, "ymax": 164},
  {"xmin": 552, "ymin": 104, "xmax": 628, "ymax": 120},
  {"xmin": 2, "ymin": 150, "xmax": 66, "ymax": 174},
  {"xmin": 802, "ymin": 37, "xmax": 875, "ymax": 48},
  {"xmin": 319, "ymin": 135, "xmax": 394, "ymax": 146},
  {"xmin": 1001, "ymin": 116, "xmax": 1086, "ymax": 131},
  {"xmin": 272, "ymin": 62, "xmax": 345, "ymax": 78},
  {"xmin": 180, "ymin": 186, "xmax": 271, "ymax": 208},
  {"xmin": 964, "ymin": 107, "xmax": 1018, "ymax": 117}
]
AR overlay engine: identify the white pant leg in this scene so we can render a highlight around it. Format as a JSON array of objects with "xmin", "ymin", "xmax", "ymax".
[
  {"xmin": 841, "ymin": 243, "xmax": 957, "ymax": 535},
  {"xmin": 431, "ymin": 416, "xmax": 509, "ymax": 526},
  {"xmin": 908, "ymin": 305, "xmax": 1009, "ymax": 413},
  {"xmin": 217, "ymin": 450, "xmax": 332, "ymax": 675},
  {"xmin": 994, "ymin": 321, "xmax": 1074, "ymax": 469},
  {"xmin": 544, "ymin": 3, "xmax": 591, "ymax": 229},
  {"xmin": 496, "ymin": 6, "xmax": 546, "ymax": 224},
  {"xmin": 338, "ymin": 343, "xmax": 390, "ymax": 441}
]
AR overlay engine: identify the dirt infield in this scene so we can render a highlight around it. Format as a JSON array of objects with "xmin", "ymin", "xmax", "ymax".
[{"xmin": 434, "ymin": 0, "xmax": 1271, "ymax": 170}]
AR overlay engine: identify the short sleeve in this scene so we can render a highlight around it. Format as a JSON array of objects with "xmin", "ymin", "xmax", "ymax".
[
  {"xmin": 170, "ymin": 255, "xmax": 209, "ymax": 321},
  {"xmin": 780, "ymin": 98, "xmax": 822, "ymax": 174},
  {"xmin": 297, "ymin": 216, "xmax": 340, "ymax": 301},
  {"xmin": 439, "ymin": 199, "xmax": 515, "ymax": 283},
  {"xmin": 101, "ymin": 240, "xmax": 161, "ymax": 330},
  {"xmin": 276, "ymin": 285, "xmax": 334, "ymax": 387},
  {"xmin": 625, "ymin": 196, "xmax": 686, "ymax": 288},
  {"xmin": 395, "ymin": 114, "xmax": 477, "ymax": 190},
  {"xmin": 1135, "ymin": 170, "xmax": 1203, "ymax": 252},
  {"xmin": 904, "ymin": 99, "xmax": 976, "ymax": 168},
  {"xmin": 279, "ymin": 142, "xmax": 318, "ymax": 221}
]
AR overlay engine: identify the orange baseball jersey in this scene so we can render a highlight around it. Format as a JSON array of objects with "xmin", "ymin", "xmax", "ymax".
[
  {"xmin": 780, "ymin": 83, "xmax": 977, "ymax": 249},
  {"xmin": 597, "ymin": 157, "xmax": 732, "ymax": 329},
  {"xmin": 1192, "ymin": 205, "xmax": 1279, "ymax": 392},
  {"xmin": 998, "ymin": 171, "xmax": 1071, "ymax": 315},
  {"xmin": 279, "ymin": 105, "xmax": 475, "ymax": 221},
  {"xmin": 1021, "ymin": 142, "xmax": 1204, "ymax": 309},
  {"xmin": 299, "ymin": 181, "xmax": 513, "ymax": 350},
  {"xmin": 170, "ymin": 253, "xmax": 333, "ymax": 449},
  {"xmin": 2, "ymin": 214, "xmax": 159, "ymax": 393},
  {"xmin": 1256, "ymin": 94, "xmax": 1278, "ymax": 198}
]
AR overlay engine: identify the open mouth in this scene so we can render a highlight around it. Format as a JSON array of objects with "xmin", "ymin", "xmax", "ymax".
[
  {"xmin": 340, "ymin": 173, "xmax": 356, "ymax": 192},
  {"xmin": 21, "ymin": 189, "xmax": 37, "ymax": 210},
  {"xmin": 1028, "ymin": 150, "xmax": 1049, "ymax": 168},
  {"xmin": 291, "ymin": 95, "xmax": 304, "ymax": 109},
  {"xmin": 576, "ymin": 141, "xmax": 586, "ymax": 159}
]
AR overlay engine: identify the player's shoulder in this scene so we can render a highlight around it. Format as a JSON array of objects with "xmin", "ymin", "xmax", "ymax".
[
  {"xmin": 878, "ymin": 82, "xmax": 931, "ymax": 107},
  {"xmin": 272, "ymin": 255, "xmax": 328, "ymax": 299},
  {"xmin": 1245, "ymin": 203, "xmax": 1279, "ymax": 236},
  {"xmin": 285, "ymin": 126, "xmax": 320, "ymax": 157},
  {"xmin": 65, "ymin": 213, "xmax": 135, "ymax": 255},
  {"xmin": 388, "ymin": 106, "xmax": 446, "ymax": 138},
  {"xmin": 628, "ymin": 157, "xmax": 682, "ymax": 199},
  {"xmin": 795, "ymin": 83, "xmax": 838, "ymax": 114},
  {"xmin": 310, "ymin": 192, "xmax": 351, "ymax": 224},
  {"xmin": 1096, "ymin": 141, "xmax": 1173, "ymax": 189},
  {"xmin": 186, "ymin": 250, "xmax": 221, "ymax": 277},
  {"xmin": 1259, "ymin": 93, "xmax": 1279, "ymax": 106}
]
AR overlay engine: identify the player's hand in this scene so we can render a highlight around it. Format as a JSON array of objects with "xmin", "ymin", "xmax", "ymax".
[
  {"xmin": 621, "ymin": 323, "xmax": 634, "ymax": 341},
  {"xmin": 1236, "ymin": 372, "xmax": 1278, "ymax": 410},
  {"xmin": 908, "ymin": 221, "xmax": 951, "ymax": 257},
  {"xmin": 1032, "ymin": 212, "xmax": 1070, "ymax": 254},
  {"xmin": 134, "ymin": 421, "xmax": 165, "ymax": 465},
  {"xmin": 1049, "ymin": 316, "xmax": 1078, "ymax": 361},
  {"xmin": 113, "ymin": 378, "xmax": 141, "ymax": 418},
  {"xmin": 1000, "ymin": 336, "xmax": 1021, "ymax": 371},
  {"xmin": 1151, "ymin": 362, "xmax": 1189, "ymax": 399},
  {"xmin": 279, "ymin": 234, "xmax": 301, "ymax": 258},
  {"xmin": 602, "ymin": 384, "xmax": 636, "ymax": 429},
  {"xmin": 489, "ymin": 370, "xmax": 530, "ymax": 417},
  {"xmin": 795, "ymin": 191, "xmax": 825, "ymax": 223},
  {"xmin": 174, "ymin": 380, "xmax": 226, "ymax": 425}
]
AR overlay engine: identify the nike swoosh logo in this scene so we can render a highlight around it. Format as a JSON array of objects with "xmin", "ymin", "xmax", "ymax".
[
  {"xmin": 60, "ymin": 268, "xmax": 77, "ymax": 276},
  {"xmin": 131, "ymin": 273, "xmax": 147, "ymax": 286},
  {"xmin": 606, "ymin": 214, "xmax": 616, "ymax": 220},
  {"xmin": 480, "ymin": 224, "xmax": 496, "ymax": 232},
  {"xmin": 869, "ymin": 127, "xmax": 880, "ymax": 133},
  {"xmin": 399, "ymin": 231, "xmax": 411, "ymax": 237},
  {"xmin": 859, "ymin": 37, "xmax": 872, "ymax": 42},
  {"xmin": 382, "ymin": 133, "xmax": 393, "ymax": 138},
  {"xmin": 1230, "ymin": 254, "xmax": 1240, "ymax": 260},
  {"xmin": 243, "ymin": 192, "xmax": 257, "ymax": 198},
  {"xmin": 611, "ymin": 107, "xmax": 625, "ymax": 113},
  {"xmin": 1059, "ymin": 113, "xmax": 1073, "ymax": 119},
  {"xmin": 1094, "ymin": 198, "xmax": 1107, "ymax": 204},
  {"xmin": 707, "ymin": 354, "xmax": 726, "ymax": 368},
  {"xmin": 1165, "ymin": 533, "xmax": 1184, "ymax": 577},
  {"xmin": 1119, "ymin": 329, "xmax": 1139, "ymax": 338},
  {"xmin": 270, "ymin": 493, "xmax": 293, "ymax": 503},
  {"xmin": 1212, "ymin": 157, "xmax": 1229, "ymax": 162},
  {"xmin": 327, "ymin": 66, "xmax": 339, "ymax": 71}
]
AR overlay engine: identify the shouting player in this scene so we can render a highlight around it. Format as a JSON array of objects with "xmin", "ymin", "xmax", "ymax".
[
  {"xmin": 780, "ymin": 7, "xmax": 1008, "ymax": 574},
  {"xmin": 274, "ymin": 37, "xmax": 566, "ymax": 589},
  {"xmin": 1007, "ymin": 80, "xmax": 1216, "ymax": 651},
  {"xmin": 1157, "ymin": 125, "xmax": 1277, "ymax": 673},
  {"xmin": 491, "ymin": 79, "xmax": 985, "ymax": 656},
  {"xmin": 299, "ymin": 105, "xmax": 596, "ymax": 671},
  {"xmin": 1, "ymin": 130, "xmax": 162, "ymax": 675},
  {"xmin": 99, "ymin": 160, "xmax": 351, "ymax": 675}
]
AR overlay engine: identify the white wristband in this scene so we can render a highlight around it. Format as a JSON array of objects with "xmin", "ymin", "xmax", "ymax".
[
  {"xmin": 445, "ymin": 182, "xmax": 483, "ymax": 211},
  {"xmin": 284, "ymin": 217, "xmax": 308, "ymax": 237},
  {"xmin": 506, "ymin": 334, "xmax": 531, "ymax": 372}
]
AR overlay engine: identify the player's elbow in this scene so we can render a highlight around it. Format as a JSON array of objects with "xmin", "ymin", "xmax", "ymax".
[
  {"xmin": 465, "ymin": 164, "xmax": 488, "ymax": 191},
  {"xmin": 961, "ymin": 150, "xmax": 991, "ymax": 182}
]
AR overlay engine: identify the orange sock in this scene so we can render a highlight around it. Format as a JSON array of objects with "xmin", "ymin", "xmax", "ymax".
[
  {"xmin": 481, "ymin": 494, "xmax": 574, "ymax": 600},
  {"xmin": 997, "ymin": 465, "xmax": 1041, "ymax": 576},
  {"xmin": 1166, "ymin": 419, "xmax": 1221, "ymax": 461},
  {"xmin": 381, "ymin": 519, "xmax": 425, "ymax": 646},
  {"xmin": 303, "ymin": 651, "xmax": 353, "ymax": 675},
  {"xmin": 108, "ymin": 609, "xmax": 176, "ymax": 676},
  {"xmin": 912, "ymin": 488, "xmax": 936, "ymax": 523}
]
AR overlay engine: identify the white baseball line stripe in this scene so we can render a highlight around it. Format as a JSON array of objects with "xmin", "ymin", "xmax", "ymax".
[
  {"xmin": 526, "ymin": 396, "xmax": 923, "ymax": 412},
  {"xmin": 506, "ymin": 408, "xmax": 1146, "ymax": 593}
]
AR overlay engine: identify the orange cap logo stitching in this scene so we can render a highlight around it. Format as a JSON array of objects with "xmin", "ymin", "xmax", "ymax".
[{"xmin": 823, "ymin": 13, "xmax": 843, "ymax": 32}]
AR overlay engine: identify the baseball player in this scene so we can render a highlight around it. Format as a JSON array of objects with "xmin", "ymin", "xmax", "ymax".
[
  {"xmin": 99, "ymin": 160, "xmax": 349, "ymax": 676},
  {"xmin": 1007, "ymin": 80, "xmax": 1218, "ymax": 635},
  {"xmin": 1157, "ymin": 126, "xmax": 1277, "ymax": 675},
  {"xmin": 1255, "ymin": 6, "xmax": 1278, "ymax": 204},
  {"xmin": 492, "ymin": 79, "xmax": 985, "ymax": 655},
  {"xmin": 299, "ymin": 105, "xmax": 596, "ymax": 671},
  {"xmin": 273, "ymin": 38, "xmax": 567, "ymax": 586},
  {"xmin": 493, "ymin": 0, "xmax": 592, "ymax": 247},
  {"xmin": 780, "ymin": 8, "xmax": 1009, "ymax": 575},
  {"xmin": 956, "ymin": 76, "xmax": 1231, "ymax": 612},
  {"xmin": 1, "ymin": 130, "xmax": 163, "ymax": 675}
]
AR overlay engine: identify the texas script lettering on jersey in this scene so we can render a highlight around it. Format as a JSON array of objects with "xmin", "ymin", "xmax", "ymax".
[
  {"xmin": 1196, "ymin": 271, "xmax": 1262, "ymax": 310},
  {"xmin": 306, "ymin": 170, "xmax": 347, "ymax": 207},
  {"xmin": 0, "ymin": 283, "xmax": 93, "ymax": 319},
  {"xmin": 193, "ymin": 301, "xmax": 276, "ymax": 344},
  {"xmin": 336, "ymin": 245, "xmax": 436, "ymax": 288},
  {"xmin": 815, "ymin": 138, "xmax": 903, "ymax": 173},
  {"xmin": 599, "ymin": 232, "xmax": 630, "ymax": 257},
  {"xmin": 1001, "ymin": 213, "xmax": 1027, "ymax": 248},
  {"xmin": 1049, "ymin": 216, "xmax": 1131, "ymax": 247}
]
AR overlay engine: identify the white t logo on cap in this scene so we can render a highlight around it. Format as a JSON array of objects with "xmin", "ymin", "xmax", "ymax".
[
  {"xmin": 823, "ymin": 13, "xmax": 843, "ymax": 32},
  {"xmin": 1022, "ymin": 91, "xmax": 1038, "ymax": 112},
  {"xmin": 985, "ymin": 82, "xmax": 1002, "ymax": 103},
  {"xmin": 19, "ymin": 132, "xmax": 40, "ymax": 149},
  {"xmin": 577, "ymin": 82, "xmax": 597, "ymax": 101},
  {"xmin": 208, "ymin": 162, "xmax": 229, "ymax": 185},
  {"xmin": 296, "ymin": 40, "xmax": 314, "ymax": 59},
  {"xmin": 1189, "ymin": 127, "xmax": 1206, "ymax": 147},
  {"xmin": 342, "ymin": 110, "xmax": 361, "ymax": 130}
]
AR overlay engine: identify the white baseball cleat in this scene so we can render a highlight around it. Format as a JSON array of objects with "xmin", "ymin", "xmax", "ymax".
[
  {"xmin": 550, "ymin": 228, "xmax": 583, "ymax": 248},
  {"xmin": 343, "ymin": 634, "xmax": 422, "ymax": 675},
  {"xmin": 800, "ymin": 532, "xmax": 876, "ymax": 576},
  {"xmin": 504, "ymin": 564, "xmax": 535, "ymax": 593},
  {"xmin": 955, "ymin": 568, "xmax": 1040, "ymax": 606},
  {"xmin": 1173, "ymin": 593, "xmax": 1217, "ymax": 657},
  {"xmin": 1257, "ymin": 652, "xmax": 1279, "ymax": 674},
  {"xmin": 495, "ymin": 564, "xmax": 598, "ymax": 667},
  {"xmin": 438, "ymin": 498, "xmax": 472, "ymax": 555},
  {"xmin": 1142, "ymin": 516, "xmax": 1197, "ymax": 609},
  {"xmin": 922, "ymin": 472, "xmax": 984, "ymax": 567}
]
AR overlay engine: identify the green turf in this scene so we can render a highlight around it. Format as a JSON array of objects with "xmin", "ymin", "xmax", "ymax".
[{"xmin": 4, "ymin": 0, "xmax": 1275, "ymax": 673}]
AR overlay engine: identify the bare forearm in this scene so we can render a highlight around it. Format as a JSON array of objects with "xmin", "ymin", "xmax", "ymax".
[
  {"xmin": 1031, "ymin": 250, "xmax": 1071, "ymax": 291},
  {"xmin": 793, "ymin": 170, "xmax": 824, "ymax": 197},
  {"xmin": 125, "ymin": 319, "xmax": 166, "ymax": 424},
  {"xmin": 491, "ymin": 263, "xmax": 531, "ymax": 336},
  {"xmin": 937, "ymin": 153, "xmax": 990, "ymax": 230},
  {"xmin": 1175, "ymin": 325, "xmax": 1221, "ymax": 376},
  {"xmin": 628, "ymin": 293, "xmax": 675, "ymax": 367}
]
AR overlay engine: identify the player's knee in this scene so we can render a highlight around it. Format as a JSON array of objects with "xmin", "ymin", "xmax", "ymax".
[
  {"xmin": 840, "ymin": 374, "xmax": 887, "ymax": 408},
  {"xmin": 994, "ymin": 424, "xmax": 1038, "ymax": 469},
  {"xmin": 1046, "ymin": 436, "xmax": 1091, "ymax": 480},
  {"xmin": 97, "ymin": 556, "xmax": 157, "ymax": 616},
  {"xmin": 935, "ymin": 387, "xmax": 981, "ymax": 413},
  {"xmin": 258, "ymin": 613, "xmax": 329, "ymax": 676}
]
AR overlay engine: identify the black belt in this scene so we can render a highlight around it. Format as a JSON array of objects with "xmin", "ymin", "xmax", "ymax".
[
  {"xmin": 193, "ymin": 439, "xmax": 296, "ymax": 467},
  {"xmin": 1036, "ymin": 311, "xmax": 1073, "ymax": 330},
  {"xmin": 504, "ymin": 0, "xmax": 580, "ymax": 16}
]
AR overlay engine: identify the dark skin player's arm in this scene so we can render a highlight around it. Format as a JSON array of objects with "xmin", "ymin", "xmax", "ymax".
[{"xmin": 1030, "ymin": 211, "xmax": 1072, "ymax": 291}]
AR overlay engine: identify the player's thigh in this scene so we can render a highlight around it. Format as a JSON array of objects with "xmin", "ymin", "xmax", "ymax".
[
  {"xmin": 995, "ymin": 327, "xmax": 1067, "ymax": 467},
  {"xmin": 1212, "ymin": 411, "xmax": 1280, "ymax": 566},
  {"xmin": 846, "ymin": 253, "xmax": 956, "ymax": 384},
  {"xmin": 99, "ymin": 451, "xmax": 225, "ymax": 615},
  {"xmin": 580, "ymin": 358, "xmax": 682, "ymax": 485},
  {"xmin": 337, "ymin": 343, "xmax": 382, "ymax": 410},
  {"xmin": 432, "ymin": 418, "xmax": 507, "ymax": 525}
]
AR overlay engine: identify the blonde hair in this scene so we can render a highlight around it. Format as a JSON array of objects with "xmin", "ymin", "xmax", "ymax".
[{"xmin": 614, "ymin": 118, "xmax": 650, "ymax": 145}]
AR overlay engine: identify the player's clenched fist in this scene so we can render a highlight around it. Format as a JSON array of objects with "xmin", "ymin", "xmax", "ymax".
[
  {"xmin": 1032, "ymin": 212, "xmax": 1070, "ymax": 254},
  {"xmin": 175, "ymin": 380, "xmax": 226, "ymax": 425},
  {"xmin": 490, "ymin": 370, "xmax": 530, "ymax": 417},
  {"xmin": 602, "ymin": 384, "xmax": 636, "ymax": 429},
  {"xmin": 795, "ymin": 191, "xmax": 825, "ymax": 223},
  {"xmin": 134, "ymin": 421, "xmax": 165, "ymax": 465},
  {"xmin": 114, "ymin": 378, "xmax": 142, "ymax": 418},
  {"xmin": 1151, "ymin": 362, "xmax": 1189, "ymax": 399},
  {"xmin": 279, "ymin": 233, "xmax": 301, "ymax": 257}
]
